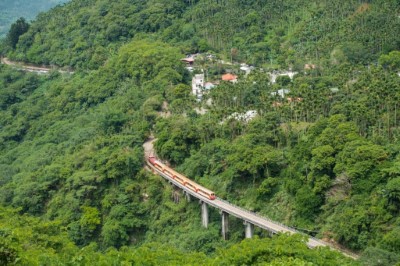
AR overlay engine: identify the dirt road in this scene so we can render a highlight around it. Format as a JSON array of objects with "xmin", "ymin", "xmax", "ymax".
[
  {"xmin": 1, "ymin": 57, "xmax": 74, "ymax": 74},
  {"xmin": 143, "ymin": 135, "xmax": 157, "ymax": 158}
]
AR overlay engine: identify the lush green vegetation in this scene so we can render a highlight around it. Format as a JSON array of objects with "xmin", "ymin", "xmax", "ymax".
[
  {"xmin": 0, "ymin": 0, "xmax": 68, "ymax": 38},
  {"xmin": 3, "ymin": 0, "xmax": 399, "ymax": 69},
  {"xmin": 1, "ymin": 206, "xmax": 356, "ymax": 265},
  {"xmin": 1, "ymin": 0, "xmax": 400, "ymax": 264},
  {"xmin": 155, "ymin": 62, "xmax": 400, "ymax": 257}
]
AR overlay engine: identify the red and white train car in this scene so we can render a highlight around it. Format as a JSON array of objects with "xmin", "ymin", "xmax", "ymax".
[{"xmin": 147, "ymin": 156, "xmax": 216, "ymax": 200}]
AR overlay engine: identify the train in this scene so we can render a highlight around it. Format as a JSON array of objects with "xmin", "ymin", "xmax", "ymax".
[{"xmin": 147, "ymin": 156, "xmax": 216, "ymax": 200}]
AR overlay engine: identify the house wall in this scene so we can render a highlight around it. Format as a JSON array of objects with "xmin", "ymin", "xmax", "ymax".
[{"xmin": 192, "ymin": 74, "xmax": 204, "ymax": 98}]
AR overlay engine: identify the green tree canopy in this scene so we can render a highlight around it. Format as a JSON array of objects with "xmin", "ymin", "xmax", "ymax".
[{"xmin": 6, "ymin": 17, "xmax": 29, "ymax": 48}]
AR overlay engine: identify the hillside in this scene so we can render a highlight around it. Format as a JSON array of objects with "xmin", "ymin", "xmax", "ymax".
[
  {"xmin": 0, "ymin": 0, "xmax": 68, "ymax": 38},
  {"xmin": 1, "ymin": 0, "xmax": 400, "ymax": 265},
  {"xmin": 2, "ymin": 0, "xmax": 399, "ymax": 69}
]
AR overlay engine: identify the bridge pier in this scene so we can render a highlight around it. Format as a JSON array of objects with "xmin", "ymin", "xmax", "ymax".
[
  {"xmin": 244, "ymin": 221, "xmax": 254, "ymax": 238},
  {"xmin": 172, "ymin": 189, "xmax": 180, "ymax": 203},
  {"xmin": 149, "ymin": 163, "xmax": 352, "ymax": 257},
  {"xmin": 221, "ymin": 211, "xmax": 229, "ymax": 240},
  {"xmin": 185, "ymin": 191, "xmax": 191, "ymax": 202},
  {"xmin": 201, "ymin": 201, "xmax": 209, "ymax": 228}
]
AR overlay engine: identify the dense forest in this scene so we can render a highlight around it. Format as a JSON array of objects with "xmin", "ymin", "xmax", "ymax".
[
  {"xmin": 1, "ymin": 0, "xmax": 400, "ymax": 265},
  {"xmin": 2, "ymin": 0, "xmax": 400, "ymax": 69},
  {"xmin": 0, "ymin": 0, "xmax": 68, "ymax": 38}
]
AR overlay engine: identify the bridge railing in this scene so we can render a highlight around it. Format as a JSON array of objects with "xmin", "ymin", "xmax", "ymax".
[
  {"xmin": 153, "ymin": 162, "xmax": 322, "ymax": 243},
  {"xmin": 149, "ymin": 161, "xmax": 359, "ymax": 259},
  {"xmin": 216, "ymin": 197, "xmax": 300, "ymax": 234},
  {"xmin": 216, "ymin": 197, "xmax": 359, "ymax": 258}
]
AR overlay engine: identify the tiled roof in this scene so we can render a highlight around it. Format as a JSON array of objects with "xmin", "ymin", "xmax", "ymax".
[{"xmin": 222, "ymin": 73, "xmax": 237, "ymax": 81}]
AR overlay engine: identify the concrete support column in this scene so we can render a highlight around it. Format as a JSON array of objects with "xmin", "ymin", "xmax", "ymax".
[
  {"xmin": 244, "ymin": 221, "xmax": 254, "ymax": 238},
  {"xmin": 222, "ymin": 211, "xmax": 229, "ymax": 240},
  {"xmin": 172, "ymin": 189, "xmax": 180, "ymax": 203},
  {"xmin": 185, "ymin": 192, "xmax": 191, "ymax": 202},
  {"xmin": 201, "ymin": 201, "xmax": 209, "ymax": 228}
]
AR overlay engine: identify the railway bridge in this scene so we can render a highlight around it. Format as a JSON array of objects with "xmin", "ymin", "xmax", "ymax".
[
  {"xmin": 148, "ymin": 161, "xmax": 326, "ymax": 247},
  {"xmin": 144, "ymin": 138, "xmax": 358, "ymax": 259}
]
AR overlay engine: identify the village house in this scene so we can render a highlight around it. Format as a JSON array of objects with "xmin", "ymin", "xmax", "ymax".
[
  {"xmin": 192, "ymin": 74, "xmax": 205, "ymax": 99},
  {"xmin": 221, "ymin": 110, "xmax": 258, "ymax": 124},
  {"xmin": 268, "ymin": 70, "xmax": 297, "ymax": 84},
  {"xmin": 181, "ymin": 57, "xmax": 194, "ymax": 65},
  {"xmin": 181, "ymin": 57, "xmax": 195, "ymax": 72},
  {"xmin": 221, "ymin": 73, "xmax": 238, "ymax": 83},
  {"xmin": 271, "ymin": 89, "xmax": 290, "ymax": 98},
  {"xmin": 304, "ymin": 63, "xmax": 316, "ymax": 70},
  {"xmin": 240, "ymin": 63, "xmax": 254, "ymax": 75}
]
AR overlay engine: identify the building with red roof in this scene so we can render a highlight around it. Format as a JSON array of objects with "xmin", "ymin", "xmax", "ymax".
[
  {"xmin": 221, "ymin": 73, "xmax": 238, "ymax": 82},
  {"xmin": 181, "ymin": 57, "xmax": 194, "ymax": 65}
]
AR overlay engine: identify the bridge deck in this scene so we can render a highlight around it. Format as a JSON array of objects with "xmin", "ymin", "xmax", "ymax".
[{"xmin": 148, "ymin": 162, "xmax": 358, "ymax": 259}]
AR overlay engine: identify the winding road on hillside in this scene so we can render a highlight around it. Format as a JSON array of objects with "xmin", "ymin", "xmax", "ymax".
[
  {"xmin": 1, "ymin": 57, "xmax": 74, "ymax": 74},
  {"xmin": 143, "ymin": 137, "xmax": 359, "ymax": 260}
]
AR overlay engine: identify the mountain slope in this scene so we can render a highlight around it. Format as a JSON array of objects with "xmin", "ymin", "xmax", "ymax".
[
  {"xmin": 1, "ymin": 0, "xmax": 400, "ymax": 265},
  {"xmin": 4, "ymin": 0, "xmax": 400, "ymax": 69}
]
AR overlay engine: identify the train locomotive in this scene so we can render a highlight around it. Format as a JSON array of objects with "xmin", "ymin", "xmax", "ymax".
[{"xmin": 147, "ymin": 156, "xmax": 216, "ymax": 200}]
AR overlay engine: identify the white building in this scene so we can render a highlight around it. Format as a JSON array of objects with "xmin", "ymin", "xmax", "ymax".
[
  {"xmin": 192, "ymin": 74, "xmax": 204, "ymax": 99},
  {"xmin": 222, "ymin": 110, "xmax": 258, "ymax": 124},
  {"xmin": 269, "ymin": 70, "xmax": 297, "ymax": 84},
  {"xmin": 240, "ymin": 63, "xmax": 255, "ymax": 75},
  {"xmin": 271, "ymin": 89, "xmax": 290, "ymax": 98}
]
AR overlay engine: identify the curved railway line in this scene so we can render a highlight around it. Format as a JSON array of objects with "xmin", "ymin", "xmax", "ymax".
[{"xmin": 146, "ymin": 155, "xmax": 359, "ymax": 260}]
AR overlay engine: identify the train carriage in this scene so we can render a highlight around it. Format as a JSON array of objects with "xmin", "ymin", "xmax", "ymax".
[
  {"xmin": 196, "ymin": 187, "xmax": 216, "ymax": 200},
  {"xmin": 173, "ymin": 174, "xmax": 186, "ymax": 186},
  {"xmin": 147, "ymin": 156, "xmax": 216, "ymax": 200}
]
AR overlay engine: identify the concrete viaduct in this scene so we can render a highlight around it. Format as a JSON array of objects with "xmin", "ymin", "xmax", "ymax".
[
  {"xmin": 143, "ymin": 138, "xmax": 358, "ymax": 259},
  {"xmin": 155, "ymin": 167, "xmax": 327, "ymax": 248}
]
